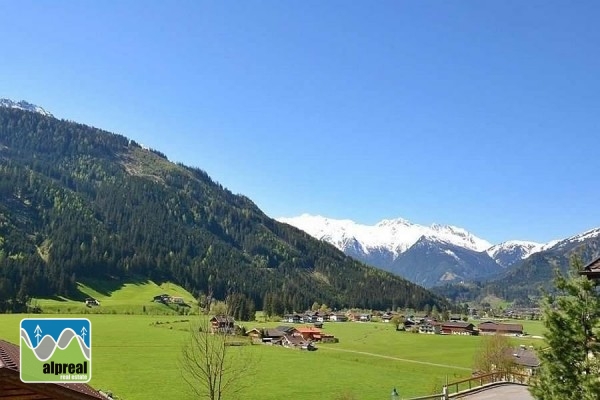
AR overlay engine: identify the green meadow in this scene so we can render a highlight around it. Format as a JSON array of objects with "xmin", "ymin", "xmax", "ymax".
[
  {"xmin": 32, "ymin": 279, "xmax": 198, "ymax": 315},
  {"xmin": 0, "ymin": 281, "xmax": 547, "ymax": 399},
  {"xmin": 0, "ymin": 314, "xmax": 546, "ymax": 400}
]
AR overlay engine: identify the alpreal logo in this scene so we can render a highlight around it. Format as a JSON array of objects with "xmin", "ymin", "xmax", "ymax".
[{"xmin": 20, "ymin": 318, "xmax": 92, "ymax": 383}]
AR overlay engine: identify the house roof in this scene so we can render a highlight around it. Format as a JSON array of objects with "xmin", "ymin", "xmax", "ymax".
[
  {"xmin": 263, "ymin": 329, "xmax": 285, "ymax": 338},
  {"xmin": 580, "ymin": 256, "xmax": 600, "ymax": 279},
  {"xmin": 211, "ymin": 315, "xmax": 235, "ymax": 323},
  {"xmin": 283, "ymin": 335, "xmax": 308, "ymax": 346},
  {"xmin": 296, "ymin": 327, "xmax": 322, "ymax": 334},
  {"xmin": 441, "ymin": 321, "xmax": 473, "ymax": 329},
  {"xmin": 478, "ymin": 322, "xmax": 523, "ymax": 332},
  {"xmin": 0, "ymin": 339, "xmax": 105, "ymax": 399},
  {"xmin": 504, "ymin": 347, "xmax": 540, "ymax": 368}
]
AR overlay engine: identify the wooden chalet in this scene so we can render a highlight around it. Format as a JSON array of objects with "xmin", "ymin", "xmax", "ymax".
[
  {"xmin": 580, "ymin": 257, "xmax": 600, "ymax": 280},
  {"xmin": 0, "ymin": 339, "xmax": 105, "ymax": 400},
  {"xmin": 210, "ymin": 315, "xmax": 236, "ymax": 335},
  {"xmin": 477, "ymin": 321, "xmax": 523, "ymax": 336},
  {"xmin": 440, "ymin": 321, "xmax": 477, "ymax": 335}
]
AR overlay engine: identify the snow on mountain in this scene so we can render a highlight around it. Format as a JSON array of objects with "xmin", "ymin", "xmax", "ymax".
[
  {"xmin": 486, "ymin": 240, "xmax": 545, "ymax": 268},
  {"xmin": 277, "ymin": 214, "xmax": 492, "ymax": 258},
  {"xmin": 0, "ymin": 99, "xmax": 53, "ymax": 117},
  {"xmin": 548, "ymin": 227, "xmax": 600, "ymax": 251}
]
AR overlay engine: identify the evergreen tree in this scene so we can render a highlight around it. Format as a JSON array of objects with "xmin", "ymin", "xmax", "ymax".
[{"xmin": 530, "ymin": 256, "xmax": 600, "ymax": 400}]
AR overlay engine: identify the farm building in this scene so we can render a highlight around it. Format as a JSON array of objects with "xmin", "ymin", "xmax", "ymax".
[
  {"xmin": 0, "ymin": 339, "xmax": 106, "ymax": 399},
  {"xmin": 477, "ymin": 322, "xmax": 523, "ymax": 336},
  {"xmin": 440, "ymin": 321, "xmax": 477, "ymax": 335}
]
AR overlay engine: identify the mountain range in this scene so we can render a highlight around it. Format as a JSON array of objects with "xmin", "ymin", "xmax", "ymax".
[
  {"xmin": 278, "ymin": 214, "xmax": 600, "ymax": 294},
  {"xmin": 0, "ymin": 100, "xmax": 449, "ymax": 312}
]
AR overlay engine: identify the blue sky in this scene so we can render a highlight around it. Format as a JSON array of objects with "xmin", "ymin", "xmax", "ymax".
[{"xmin": 1, "ymin": 1, "xmax": 599, "ymax": 244}]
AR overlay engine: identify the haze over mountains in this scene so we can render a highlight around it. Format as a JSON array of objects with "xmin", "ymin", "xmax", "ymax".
[{"xmin": 278, "ymin": 214, "xmax": 600, "ymax": 289}]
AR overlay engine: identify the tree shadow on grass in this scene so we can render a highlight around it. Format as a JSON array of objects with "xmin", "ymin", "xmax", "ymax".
[{"xmin": 76, "ymin": 275, "xmax": 152, "ymax": 298}]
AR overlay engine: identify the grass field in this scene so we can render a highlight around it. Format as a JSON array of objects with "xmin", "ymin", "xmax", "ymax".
[
  {"xmin": 0, "ymin": 313, "xmax": 546, "ymax": 400},
  {"xmin": 0, "ymin": 281, "xmax": 547, "ymax": 399}
]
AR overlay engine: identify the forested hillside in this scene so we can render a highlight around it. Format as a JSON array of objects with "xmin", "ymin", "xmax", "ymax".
[{"xmin": 0, "ymin": 108, "xmax": 450, "ymax": 313}]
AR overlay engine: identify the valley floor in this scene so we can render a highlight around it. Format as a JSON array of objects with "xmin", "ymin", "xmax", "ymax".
[{"xmin": 0, "ymin": 314, "xmax": 544, "ymax": 400}]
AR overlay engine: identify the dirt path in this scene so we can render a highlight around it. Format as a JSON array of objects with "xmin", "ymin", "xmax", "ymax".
[{"xmin": 319, "ymin": 346, "xmax": 472, "ymax": 371}]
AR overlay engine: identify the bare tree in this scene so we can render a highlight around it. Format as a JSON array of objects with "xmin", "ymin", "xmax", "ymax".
[
  {"xmin": 180, "ymin": 304, "xmax": 255, "ymax": 400},
  {"xmin": 473, "ymin": 333, "xmax": 515, "ymax": 375}
]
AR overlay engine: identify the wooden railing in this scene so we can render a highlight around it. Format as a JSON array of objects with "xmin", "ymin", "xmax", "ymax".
[
  {"xmin": 445, "ymin": 371, "xmax": 530, "ymax": 395},
  {"xmin": 404, "ymin": 371, "xmax": 531, "ymax": 400}
]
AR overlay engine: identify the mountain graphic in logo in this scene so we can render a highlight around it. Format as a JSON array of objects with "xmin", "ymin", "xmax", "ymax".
[{"xmin": 20, "ymin": 318, "xmax": 92, "ymax": 383}]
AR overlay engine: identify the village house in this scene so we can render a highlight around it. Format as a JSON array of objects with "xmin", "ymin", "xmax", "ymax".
[
  {"xmin": 329, "ymin": 313, "xmax": 348, "ymax": 322},
  {"xmin": 295, "ymin": 326, "xmax": 337, "ymax": 342},
  {"xmin": 381, "ymin": 312, "xmax": 392, "ymax": 322},
  {"xmin": 403, "ymin": 319, "xmax": 417, "ymax": 331},
  {"xmin": 477, "ymin": 321, "xmax": 524, "ymax": 336},
  {"xmin": 0, "ymin": 339, "xmax": 106, "ymax": 399},
  {"xmin": 418, "ymin": 321, "xmax": 441, "ymax": 334},
  {"xmin": 504, "ymin": 345, "xmax": 540, "ymax": 376},
  {"xmin": 84, "ymin": 297, "xmax": 100, "ymax": 307},
  {"xmin": 282, "ymin": 314, "xmax": 302, "ymax": 324},
  {"xmin": 281, "ymin": 334, "xmax": 315, "ymax": 350},
  {"xmin": 153, "ymin": 294, "xmax": 170, "ymax": 303},
  {"xmin": 152, "ymin": 294, "xmax": 186, "ymax": 305},
  {"xmin": 210, "ymin": 315, "xmax": 236, "ymax": 335},
  {"xmin": 302, "ymin": 312, "xmax": 318, "ymax": 323},
  {"xmin": 440, "ymin": 321, "xmax": 477, "ymax": 335}
]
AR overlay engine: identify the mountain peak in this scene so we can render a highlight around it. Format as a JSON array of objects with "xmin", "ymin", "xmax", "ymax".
[
  {"xmin": 0, "ymin": 98, "xmax": 54, "ymax": 117},
  {"xmin": 485, "ymin": 240, "xmax": 545, "ymax": 268},
  {"xmin": 278, "ymin": 214, "xmax": 492, "ymax": 256},
  {"xmin": 375, "ymin": 217, "xmax": 412, "ymax": 227}
]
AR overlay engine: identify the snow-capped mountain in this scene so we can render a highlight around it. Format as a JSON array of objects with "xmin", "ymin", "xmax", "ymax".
[
  {"xmin": 278, "ymin": 214, "xmax": 555, "ymax": 287},
  {"xmin": 0, "ymin": 99, "xmax": 53, "ymax": 117},
  {"xmin": 278, "ymin": 214, "xmax": 491, "ymax": 258},
  {"xmin": 486, "ymin": 240, "xmax": 545, "ymax": 268},
  {"xmin": 548, "ymin": 227, "xmax": 600, "ymax": 251},
  {"xmin": 390, "ymin": 236, "xmax": 505, "ymax": 287}
]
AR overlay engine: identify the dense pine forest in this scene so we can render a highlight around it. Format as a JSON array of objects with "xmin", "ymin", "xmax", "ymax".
[{"xmin": 0, "ymin": 108, "xmax": 450, "ymax": 313}]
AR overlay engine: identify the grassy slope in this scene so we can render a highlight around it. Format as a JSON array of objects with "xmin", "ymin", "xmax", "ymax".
[{"xmin": 33, "ymin": 280, "xmax": 198, "ymax": 315}]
